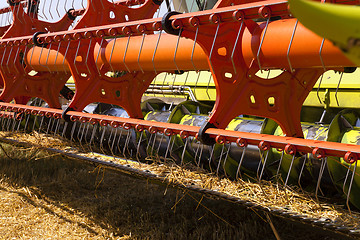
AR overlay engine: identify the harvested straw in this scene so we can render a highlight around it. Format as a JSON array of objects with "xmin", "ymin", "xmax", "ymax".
[{"xmin": 0, "ymin": 131, "xmax": 359, "ymax": 230}]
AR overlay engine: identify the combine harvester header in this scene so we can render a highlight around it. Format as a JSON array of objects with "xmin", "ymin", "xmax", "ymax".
[{"xmin": 0, "ymin": 0, "xmax": 360, "ymax": 237}]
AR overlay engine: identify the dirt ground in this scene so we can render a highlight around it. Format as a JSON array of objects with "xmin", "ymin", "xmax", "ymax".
[{"xmin": 0, "ymin": 143, "xmax": 352, "ymax": 239}]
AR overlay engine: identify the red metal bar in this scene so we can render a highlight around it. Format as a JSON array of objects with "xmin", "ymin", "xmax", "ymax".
[
  {"xmin": 25, "ymin": 18, "xmax": 353, "ymax": 72},
  {"xmin": 0, "ymin": 102, "xmax": 359, "ymax": 162}
]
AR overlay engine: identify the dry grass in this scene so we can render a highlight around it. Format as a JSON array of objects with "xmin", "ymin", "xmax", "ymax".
[{"xmin": 0, "ymin": 131, "xmax": 355, "ymax": 239}]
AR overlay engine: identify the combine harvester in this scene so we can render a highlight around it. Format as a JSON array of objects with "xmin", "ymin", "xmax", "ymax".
[{"xmin": 0, "ymin": 0, "xmax": 360, "ymax": 237}]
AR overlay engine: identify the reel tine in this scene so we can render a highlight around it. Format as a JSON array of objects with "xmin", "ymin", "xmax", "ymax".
[
  {"xmin": 222, "ymin": 143, "xmax": 231, "ymax": 178},
  {"xmin": 208, "ymin": 144, "xmax": 215, "ymax": 172},
  {"xmin": 145, "ymin": 131, "xmax": 154, "ymax": 157},
  {"xmin": 0, "ymin": 44, "xmax": 7, "ymax": 75},
  {"xmin": 76, "ymin": 121, "xmax": 84, "ymax": 142},
  {"xmin": 316, "ymin": 38, "xmax": 327, "ymax": 104},
  {"xmin": 197, "ymin": 143, "xmax": 204, "ymax": 167},
  {"xmin": 48, "ymin": 0, "xmax": 54, "ymax": 20},
  {"xmin": 149, "ymin": 131, "xmax": 158, "ymax": 160},
  {"xmin": 14, "ymin": 113, "xmax": 22, "ymax": 132},
  {"xmin": 177, "ymin": 0, "xmax": 185, "ymax": 12},
  {"xmin": 63, "ymin": 41, "xmax": 72, "ymax": 74},
  {"xmin": 89, "ymin": 0, "xmax": 96, "ymax": 12},
  {"xmin": 216, "ymin": 143, "xmax": 225, "ymax": 177},
  {"xmin": 109, "ymin": 127, "xmax": 118, "ymax": 154},
  {"xmin": 0, "ymin": 112, "xmax": 5, "ymax": 131},
  {"xmin": 99, "ymin": 0, "xmax": 105, "ymax": 10},
  {"xmin": 99, "ymin": 126, "xmax": 106, "ymax": 153},
  {"xmin": 205, "ymin": 74, "xmax": 212, "ymax": 100},
  {"xmin": 50, "ymin": 116, "xmax": 58, "ymax": 135},
  {"xmin": 346, "ymin": 161, "xmax": 357, "ymax": 214},
  {"xmin": 73, "ymin": 40, "xmax": 82, "ymax": 76},
  {"xmin": 163, "ymin": 134, "xmax": 173, "ymax": 161},
  {"xmin": 46, "ymin": 117, "xmax": 52, "ymax": 134},
  {"xmin": 106, "ymin": 127, "xmax": 115, "ymax": 156},
  {"xmin": 298, "ymin": 154, "xmax": 307, "ymax": 191},
  {"xmin": 335, "ymin": 72, "xmax": 343, "ymax": 107},
  {"xmin": 202, "ymin": 0, "xmax": 208, "ymax": 10},
  {"xmin": 180, "ymin": 137, "xmax": 189, "ymax": 166},
  {"xmin": 5, "ymin": 116, "xmax": 11, "ymax": 132},
  {"xmin": 61, "ymin": 121, "xmax": 69, "ymax": 138},
  {"xmin": 315, "ymin": 157, "xmax": 327, "ymax": 202},
  {"xmin": 123, "ymin": 35, "xmax": 132, "ymax": 73},
  {"xmin": 287, "ymin": 19, "xmax": 298, "ymax": 73},
  {"xmin": 55, "ymin": 0, "xmax": 61, "ymax": 18},
  {"xmin": 208, "ymin": 22, "xmax": 219, "ymax": 74},
  {"xmin": 258, "ymin": 149, "xmax": 270, "ymax": 182},
  {"xmin": 122, "ymin": 130, "xmax": 131, "ymax": 158},
  {"xmin": 95, "ymin": 37, "xmax": 104, "ymax": 75},
  {"xmin": 9, "ymin": 116, "xmax": 14, "ymax": 133},
  {"xmin": 343, "ymin": 164, "xmax": 351, "ymax": 195},
  {"xmin": 85, "ymin": 37, "xmax": 94, "ymax": 76},
  {"xmin": 168, "ymin": 135, "xmax": 177, "ymax": 163},
  {"xmin": 14, "ymin": 1, "xmax": 21, "ymax": 22},
  {"xmin": 189, "ymin": 0, "xmax": 196, "ymax": 12},
  {"xmin": 2, "ymin": 114, "xmax": 8, "ymax": 132},
  {"xmin": 173, "ymin": 28, "xmax": 182, "ymax": 73},
  {"xmin": 194, "ymin": 139, "xmax": 201, "ymax": 165},
  {"xmin": 38, "ymin": 113, "xmax": 45, "ymax": 133},
  {"xmin": 231, "ymin": 21, "xmax": 243, "ymax": 75},
  {"xmin": 257, "ymin": 14, "xmax": 271, "ymax": 73},
  {"xmin": 45, "ymin": 42, "xmax": 54, "ymax": 74},
  {"xmin": 152, "ymin": 31, "xmax": 162, "ymax": 74},
  {"xmin": 78, "ymin": 121, "xmax": 87, "ymax": 143},
  {"xmin": 137, "ymin": 33, "xmax": 146, "ymax": 73},
  {"xmin": 54, "ymin": 118, "xmax": 61, "ymax": 136},
  {"xmin": 235, "ymin": 146, "xmax": 247, "ymax": 180},
  {"xmin": 154, "ymin": 132, "xmax": 163, "ymax": 160},
  {"xmin": 5, "ymin": 115, "xmax": 11, "ymax": 132},
  {"xmin": 6, "ymin": 44, "xmax": 14, "ymax": 73},
  {"xmin": 170, "ymin": 29, "xmax": 183, "ymax": 98},
  {"xmin": 276, "ymin": 150, "xmax": 285, "ymax": 180},
  {"xmin": 167, "ymin": 0, "xmax": 173, "ymax": 11},
  {"xmin": 89, "ymin": 123, "xmax": 98, "ymax": 145},
  {"xmin": 108, "ymin": 36, "xmax": 117, "ymax": 73},
  {"xmin": 23, "ymin": 113, "xmax": 31, "ymax": 133},
  {"xmin": 161, "ymin": 73, "xmax": 168, "ymax": 97},
  {"xmin": 70, "ymin": 121, "xmax": 77, "ymax": 142},
  {"xmin": 193, "ymin": 71, "xmax": 201, "ymax": 99},
  {"xmin": 41, "ymin": 0, "xmax": 48, "ymax": 20},
  {"xmin": 12, "ymin": 45, "xmax": 21, "ymax": 75},
  {"xmin": 0, "ymin": 113, "xmax": 4, "ymax": 132},
  {"xmin": 27, "ymin": 0, "xmax": 32, "ymax": 19},
  {"xmin": 32, "ymin": 114, "xmax": 38, "ymax": 133},
  {"xmin": 191, "ymin": 26, "xmax": 198, "ymax": 72},
  {"xmin": 115, "ymin": 128, "xmax": 124, "ymax": 157},
  {"xmin": 22, "ymin": 43, "xmax": 29, "ymax": 71},
  {"xmin": 284, "ymin": 154, "xmax": 296, "ymax": 188},
  {"xmin": 256, "ymin": 150, "xmax": 263, "ymax": 180},
  {"xmin": 135, "ymin": 131, "xmax": 144, "ymax": 163},
  {"xmin": 82, "ymin": 123, "xmax": 91, "ymax": 145}
]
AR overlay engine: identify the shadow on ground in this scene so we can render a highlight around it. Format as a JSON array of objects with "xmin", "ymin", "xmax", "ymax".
[{"xmin": 0, "ymin": 143, "xmax": 351, "ymax": 239}]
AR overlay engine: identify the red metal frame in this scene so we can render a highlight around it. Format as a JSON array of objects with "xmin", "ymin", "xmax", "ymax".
[
  {"xmin": 0, "ymin": 1, "xmax": 74, "ymax": 107},
  {"xmin": 0, "ymin": 102, "xmax": 359, "ymax": 163},
  {"xmin": 165, "ymin": 10, "xmax": 323, "ymax": 138},
  {"xmin": 0, "ymin": 0, "xmax": 357, "ymax": 143},
  {"xmin": 44, "ymin": 0, "xmax": 161, "ymax": 118}
]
